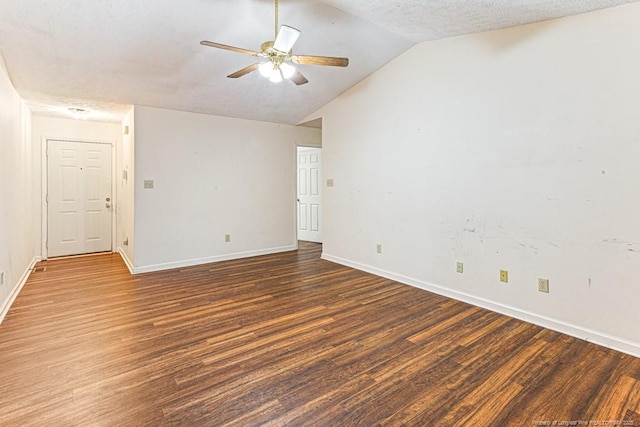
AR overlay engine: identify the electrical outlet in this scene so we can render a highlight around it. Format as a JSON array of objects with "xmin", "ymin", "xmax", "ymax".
[
  {"xmin": 456, "ymin": 262, "xmax": 464, "ymax": 274},
  {"xmin": 143, "ymin": 180, "xmax": 154, "ymax": 189},
  {"xmin": 500, "ymin": 270, "xmax": 509, "ymax": 283},
  {"xmin": 225, "ymin": 234, "xmax": 231, "ymax": 243},
  {"xmin": 376, "ymin": 243, "xmax": 382, "ymax": 254},
  {"xmin": 538, "ymin": 278, "xmax": 549, "ymax": 293}
]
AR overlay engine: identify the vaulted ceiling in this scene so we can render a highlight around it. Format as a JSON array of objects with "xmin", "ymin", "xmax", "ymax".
[{"xmin": 0, "ymin": 0, "xmax": 635, "ymax": 125}]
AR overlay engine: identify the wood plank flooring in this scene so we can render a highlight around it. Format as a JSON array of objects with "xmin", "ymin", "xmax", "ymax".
[{"xmin": 0, "ymin": 242, "xmax": 639, "ymax": 426}]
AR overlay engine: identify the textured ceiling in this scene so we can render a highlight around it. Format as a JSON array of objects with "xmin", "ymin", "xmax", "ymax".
[{"xmin": 0, "ymin": 0, "xmax": 637, "ymax": 125}]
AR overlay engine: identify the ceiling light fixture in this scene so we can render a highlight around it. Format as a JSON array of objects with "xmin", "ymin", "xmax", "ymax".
[
  {"xmin": 279, "ymin": 62, "xmax": 295, "ymax": 79},
  {"xmin": 269, "ymin": 69, "xmax": 283, "ymax": 83},
  {"xmin": 259, "ymin": 61, "xmax": 275, "ymax": 77},
  {"xmin": 259, "ymin": 58, "xmax": 296, "ymax": 83},
  {"xmin": 68, "ymin": 107, "xmax": 89, "ymax": 114}
]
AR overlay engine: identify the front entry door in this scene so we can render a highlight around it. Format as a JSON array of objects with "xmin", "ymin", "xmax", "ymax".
[
  {"xmin": 297, "ymin": 147, "xmax": 322, "ymax": 243},
  {"xmin": 47, "ymin": 140, "xmax": 112, "ymax": 257}
]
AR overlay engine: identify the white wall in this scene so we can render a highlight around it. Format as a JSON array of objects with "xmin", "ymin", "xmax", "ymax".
[
  {"xmin": 133, "ymin": 106, "xmax": 321, "ymax": 272},
  {"xmin": 31, "ymin": 116, "xmax": 123, "ymax": 257},
  {"xmin": 0, "ymin": 56, "xmax": 35, "ymax": 322},
  {"xmin": 316, "ymin": 4, "xmax": 640, "ymax": 355},
  {"xmin": 117, "ymin": 108, "xmax": 135, "ymax": 270}
]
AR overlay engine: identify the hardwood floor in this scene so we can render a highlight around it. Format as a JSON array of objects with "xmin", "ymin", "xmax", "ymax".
[{"xmin": 0, "ymin": 242, "xmax": 639, "ymax": 426}]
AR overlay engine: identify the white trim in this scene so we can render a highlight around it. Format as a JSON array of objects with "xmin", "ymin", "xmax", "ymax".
[
  {"xmin": 110, "ymin": 140, "xmax": 117, "ymax": 254},
  {"xmin": 41, "ymin": 137, "xmax": 117, "ymax": 260},
  {"xmin": 321, "ymin": 252, "xmax": 640, "ymax": 359},
  {"xmin": 40, "ymin": 136, "xmax": 48, "ymax": 259},
  {"xmin": 117, "ymin": 247, "xmax": 135, "ymax": 274},
  {"xmin": 293, "ymin": 142, "xmax": 300, "ymax": 248},
  {"xmin": 132, "ymin": 245, "xmax": 297, "ymax": 274},
  {"xmin": 0, "ymin": 256, "xmax": 41, "ymax": 324}
]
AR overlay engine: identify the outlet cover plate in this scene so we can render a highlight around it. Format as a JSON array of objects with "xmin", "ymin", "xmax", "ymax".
[
  {"xmin": 500, "ymin": 270, "xmax": 509, "ymax": 283},
  {"xmin": 456, "ymin": 262, "xmax": 463, "ymax": 274}
]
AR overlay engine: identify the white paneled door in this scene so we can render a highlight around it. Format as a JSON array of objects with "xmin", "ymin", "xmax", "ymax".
[
  {"xmin": 297, "ymin": 147, "xmax": 322, "ymax": 243},
  {"xmin": 47, "ymin": 140, "xmax": 112, "ymax": 257}
]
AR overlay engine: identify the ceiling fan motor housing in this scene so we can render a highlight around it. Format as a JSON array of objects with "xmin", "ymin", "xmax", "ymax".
[{"xmin": 260, "ymin": 41, "xmax": 291, "ymax": 68}]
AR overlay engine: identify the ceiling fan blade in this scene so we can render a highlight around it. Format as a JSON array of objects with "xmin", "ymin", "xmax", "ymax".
[
  {"xmin": 227, "ymin": 63, "xmax": 261, "ymax": 78},
  {"xmin": 290, "ymin": 70, "xmax": 309, "ymax": 86},
  {"xmin": 200, "ymin": 41, "xmax": 259, "ymax": 56},
  {"xmin": 291, "ymin": 55, "xmax": 349, "ymax": 67},
  {"xmin": 273, "ymin": 25, "xmax": 301, "ymax": 53}
]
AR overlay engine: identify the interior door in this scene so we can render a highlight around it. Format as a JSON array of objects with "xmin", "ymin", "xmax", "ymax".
[
  {"xmin": 47, "ymin": 140, "xmax": 112, "ymax": 257},
  {"xmin": 297, "ymin": 147, "xmax": 322, "ymax": 243}
]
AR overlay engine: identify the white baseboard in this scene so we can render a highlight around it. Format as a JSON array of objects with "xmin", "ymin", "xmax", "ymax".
[
  {"xmin": 0, "ymin": 256, "xmax": 41, "ymax": 324},
  {"xmin": 116, "ymin": 247, "xmax": 135, "ymax": 274},
  {"xmin": 321, "ymin": 252, "xmax": 640, "ymax": 359},
  {"xmin": 132, "ymin": 245, "xmax": 297, "ymax": 274}
]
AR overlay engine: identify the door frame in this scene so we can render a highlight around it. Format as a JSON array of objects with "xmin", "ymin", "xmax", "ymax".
[
  {"xmin": 294, "ymin": 142, "xmax": 322, "ymax": 247},
  {"xmin": 41, "ymin": 137, "xmax": 117, "ymax": 260}
]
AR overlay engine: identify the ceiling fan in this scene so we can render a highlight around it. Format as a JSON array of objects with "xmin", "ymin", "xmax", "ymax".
[{"xmin": 200, "ymin": 0, "xmax": 349, "ymax": 85}]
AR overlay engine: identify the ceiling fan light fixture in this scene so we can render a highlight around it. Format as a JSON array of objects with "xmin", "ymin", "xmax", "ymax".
[
  {"xmin": 280, "ymin": 62, "xmax": 295, "ymax": 79},
  {"xmin": 200, "ymin": 0, "xmax": 348, "ymax": 86},
  {"xmin": 259, "ymin": 61, "xmax": 274, "ymax": 77},
  {"xmin": 269, "ymin": 69, "xmax": 283, "ymax": 83}
]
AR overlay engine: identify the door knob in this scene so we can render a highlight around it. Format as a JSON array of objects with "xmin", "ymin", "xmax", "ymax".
[
  {"xmin": 106, "ymin": 197, "xmax": 111, "ymax": 202},
  {"xmin": 106, "ymin": 203, "xmax": 111, "ymax": 208}
]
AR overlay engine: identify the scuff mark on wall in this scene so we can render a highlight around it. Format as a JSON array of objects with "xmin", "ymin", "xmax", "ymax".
[{"xmin": 601, "ymin": 238, "xmax": 639, "ymax": 253}]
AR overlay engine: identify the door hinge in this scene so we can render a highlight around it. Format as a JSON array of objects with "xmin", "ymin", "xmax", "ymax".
[
  {"xmin": 46, "ymin": 240, "xmax": 48, "ymax": 249},
  {"xmin": 46, "ymin": 194, "xmax": 48, "ymax": 203}
]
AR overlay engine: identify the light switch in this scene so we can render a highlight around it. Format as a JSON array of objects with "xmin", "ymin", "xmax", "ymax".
[
  {"xmin": 143, "ymin": 180, "xmax": 154, "ymax": 189},
  {"xmin": 327, "ymin": 179, "xmax": 334, "ymax": 187},
  {"xmin": 538, "ymin": 278, "xmax": 549, "ymax": 293}
]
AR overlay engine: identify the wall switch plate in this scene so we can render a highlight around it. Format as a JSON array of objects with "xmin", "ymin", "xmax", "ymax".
[
  {"xmin": 538, "ymin": 278, "xmax": 550, "ymax": 293},
  {"xmin": 225, "ymin": 234, "xmax": 231, "ymax": 243},
  {"xmin": 143, "ymin": 180, "xmax": 154, "ymax": 189},
  {"xmin": 376, "ymin": 243, "xmax": 382, "ymax": 254},
  {"xmin": 326, "ymin": 179, "xmax": 334, "ymax": 187},
  {"xmin": 500, "ymin": 270, "xmax": 509, "ymax": 283},
  {"xmin": 456, "ymin": 262, "xmax": 464, "ymax": 274}
]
